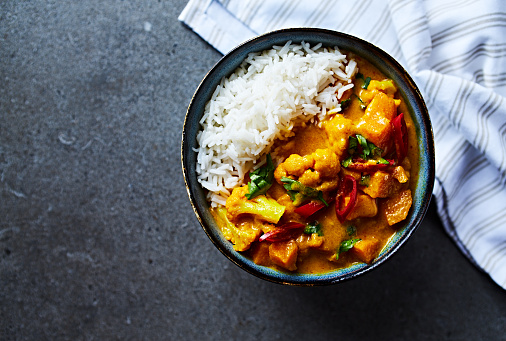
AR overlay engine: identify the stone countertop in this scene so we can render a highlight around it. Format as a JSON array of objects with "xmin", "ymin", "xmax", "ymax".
[{"xmin": 1, "ymin": 1, "xmax": 505, "ymax": 340}]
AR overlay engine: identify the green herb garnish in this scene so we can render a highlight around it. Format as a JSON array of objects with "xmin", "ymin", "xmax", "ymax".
[
  {"xmin": 358, "ymin": 96, "xmax": 366, "ymax": 110},
  {"xmin": 281, "ymin": 177, "xmax": 328, "ymax": 207},
  {"xmin": 356, "ymin": 134, "xmax": 382, "ymax": 159},
  {"xmin": 362, "ymin": 77, "xmax": 371, "ymax": 89},
  {"xmin": 348, "ymin": 135, "xmax": 358, "ymax": 154},
  {"xmin": 336, "ymin": 238, "xmax": 361, "ymax": 260},
  {"xmin": 304, "ymin": 221, "xmax": 324, "ymax": 236},
  {"xmin": 340, "ymin": 98, "xmax": 352, "ymax": 110},
  {"xmin": 346, "ymin": 225, "xmax": 357, "ymax": 236},
  {"xmin": 359, "ymin": 174, "xmax": 370, "ymax": 187},
  {"xmin": 356, "ymin": 73, "xmax": 372, "ymax": 90},
  {"xmin": 356, "ymin": 134, "xmax": 370, "ymax": 159},
  {"xmin": 245, "ymin": 154, "xmax": 275, "ymax": 199},
  {"xmin": 341, "ymin": 156, "xmax": 353, "ymax": 168},
  {"xmin": 342, "ymin": 134, "xmax": 385, "ymax": 167}
]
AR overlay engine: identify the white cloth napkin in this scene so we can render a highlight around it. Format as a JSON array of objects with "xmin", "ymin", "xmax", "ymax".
[{"xmin": 179, "ymin": 0, "xmax": 506, "ymax": 290}]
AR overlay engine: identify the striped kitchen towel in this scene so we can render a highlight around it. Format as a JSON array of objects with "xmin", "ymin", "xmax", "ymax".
[{"xmin": 179, "ymin": 0, "xmax": 506, "ymax": 290}]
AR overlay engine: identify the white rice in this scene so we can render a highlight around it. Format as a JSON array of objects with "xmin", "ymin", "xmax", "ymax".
[{"xmin": 195, "ymin": 41, "xmax": 358, "ymax": 206}]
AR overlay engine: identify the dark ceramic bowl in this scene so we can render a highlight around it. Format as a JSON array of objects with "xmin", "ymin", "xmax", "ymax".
[{"xmin": 181, "ymin": 28, "xmax": 435, "ymax": 285}]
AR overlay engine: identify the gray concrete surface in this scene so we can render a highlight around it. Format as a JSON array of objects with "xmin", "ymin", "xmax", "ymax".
[{"xmin": 1, "ymin": 1, "xmax": 505, "ymax": 340}]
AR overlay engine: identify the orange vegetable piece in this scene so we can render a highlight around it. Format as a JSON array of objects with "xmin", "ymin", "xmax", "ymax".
[
  {"xmin": 346, "ymin": 194, "xmax": 378, "ymax": 220},
  {"xmin": 250, "ymin": 242, "xmax": 272, "ymax": 266},
  {"xmin": 362, "ymin": 171, "xmax": 402, "ymax": 198},
  {"xmin": 384, "ymin": 189, "xmax": 413, "ymax": 226},
  {"xmin": 269, "ymin": 240, "xmax": 298, "ymax": 271},
  {"xmin": 350, "ymin": 237, "xmax": 380, "ymax": 264},
  {"xmin": 356, "ymin": 92, "xmax": 397, "ymax": 150}
]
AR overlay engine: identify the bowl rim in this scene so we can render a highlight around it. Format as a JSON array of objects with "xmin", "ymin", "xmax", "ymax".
[{"xmin": 181, "ymin": 27, "xmax": 435, "ymax": 286}]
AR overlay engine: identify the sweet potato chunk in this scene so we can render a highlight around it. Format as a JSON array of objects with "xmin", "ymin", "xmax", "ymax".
[
  {"xmin": 384, "ymin": 189, "xmax": 413, "ymax": 226},
  {"xmin": 269, "ymin": 240, "xmax": 298, "ymax": 271},
  {"xmin": 350, "ymin": 237, "xmax": 380, "ymax": 263},
  {"xmin": 346, "ymin": 194, "xmax": 378, "ymax": 220},
  {"xmin": 392, "ymin": 165, "xmax": 409, "ymax": 184},
  {"xmin": 296, "ymin": 233, "xmax": 324, "ymax": 251},
  {"xmin": 250, "ymin": 242, "xmax": 272, "ymax": 266},
  {"xmin": 362, "ymin": 171, "xmax": 402, "ymax": 198},
  {"xmin": 355, "ymin": 92, "xmax": 396, "ymax": 150}
]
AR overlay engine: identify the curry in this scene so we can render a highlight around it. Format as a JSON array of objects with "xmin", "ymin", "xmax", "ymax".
[{"xmin": 211, "ymin": 55, "xmax": 418, "ymax": 274}]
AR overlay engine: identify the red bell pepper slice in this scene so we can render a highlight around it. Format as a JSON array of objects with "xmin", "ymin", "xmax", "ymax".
[
  {"xmin": 335, "ymin": 175, "xmax": 358, "ymax": 223},
  {"xmin": 392, "ymin": 113, "xmax": 408, "ymax": 162},
  {"xmin": 294, "ymin": 201, "xmax": 326, "ymax": 219},
  {"xmin": 259, "ymin": 222, "xmax": 305, "ymax": 242},
  {"xmin": 346, "ymin": 159, "xmax": 394, "ymax": 172}
]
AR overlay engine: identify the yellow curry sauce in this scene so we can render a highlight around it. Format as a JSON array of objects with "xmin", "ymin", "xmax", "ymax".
[{"xmin": 211, "ymin": 55, "xmax": 419, "ymax": 274}]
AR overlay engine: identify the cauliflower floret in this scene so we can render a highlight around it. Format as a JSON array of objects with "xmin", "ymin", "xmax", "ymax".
[
  {"xmin": 322, "ymin": 115, "xmax": 354, "ymax": 158},
  {"xmin": 275, "ymin": 154, "xmax": 314, "ymax": 178},
  {"xmin": 214, "ymin": 206, "xmax": 262, "ymax": 252},
  {"xmin": 297, "ymin": 170, "xmax": 319, "ymax": 188},
  {"xmin": 225, "ymin": 186, "xmax": 285, "ymax": 224},
  {"xmin": 313, "ymin": 149, "xmax": 340, "ymax": 177},
  {"xmin": 274, "ymin": 149, "xmax": 340, "ymax": 192},
  {"xmin": 276, "ymin": 194, "xmax": 301, "ymax": 222},
  {"xmin": 359, "ymin": 79, "xmax": 398, "ymax": 105}
]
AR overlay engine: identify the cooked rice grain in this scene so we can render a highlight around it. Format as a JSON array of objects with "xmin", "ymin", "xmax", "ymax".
[{"xmin": 196, "ymin": 41, "xmax": 357, "ymax": 206}]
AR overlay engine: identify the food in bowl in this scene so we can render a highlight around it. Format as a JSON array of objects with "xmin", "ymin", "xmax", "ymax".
[{"xmin": 194, "ymin": 41, "xmax": 418, "ymax": 274}]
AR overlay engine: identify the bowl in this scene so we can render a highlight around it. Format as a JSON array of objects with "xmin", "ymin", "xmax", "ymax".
[{"xmin": 181, "ymin": 28, "xmax": 435, "ymax": 285}]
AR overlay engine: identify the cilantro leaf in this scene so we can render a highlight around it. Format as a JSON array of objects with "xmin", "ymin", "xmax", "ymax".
[
  {"xmin": 369, "ymin": 143, "xmax": 383, "ymax": 158},
  {"xmin": 356, "ymin": 134, "xmax": 370, "ymax": 159},
  {"xmin": 359, "ymin": 174, "xmax": 370, "ymax": 187},
  {"xmin": 362, "ymin": 77, "xmax": 371, "ymax": 89},
  {"xmin": 336, "ymin": 238, "xmax": 361, "ymax": 260},
  {"xmin": 304, "ymin": 221, "xmax": 324, "ymax": 236},
  {"xmin": 348, "ymin": 135, "xmax": 358, "ymax": 155},
  {"xmin": 341, "ymin": 156, "xmax": 353, "ymax": 168},
  {"xmin": 342, "ymin": 134, "xmax": 386, "ymax": 168},
  {"xmin": 356, "ymin": 73, "xmax": 371, "ymax": 90},
  {"xmin": 340, "ymin": 98, "xmax": 352, "ymax": 110},
  {"xmin": 245, "ymin": 154, "xmax": 275, "ymax": 199},
  {"xmin": 281, "ymin": 177, "xmax": 328, "ymax": 207},
  {"xmin": 356, "ymin": 96, "xmax": 366, "ymax": 110},
  {"xmin": 346, "ymin": 225, "xmax": 357, "ymax": 236}
]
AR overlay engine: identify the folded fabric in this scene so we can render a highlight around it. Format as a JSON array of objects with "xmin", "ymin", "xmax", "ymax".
[{"xmin": 179, "ymin": 0, "xmax": 506, "ymax": 290}]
